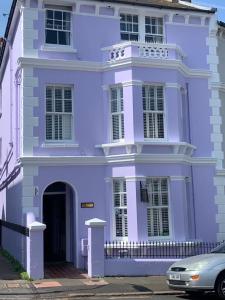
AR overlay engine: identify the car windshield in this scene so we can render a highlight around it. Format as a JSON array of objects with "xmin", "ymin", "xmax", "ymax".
[{"xmin": 211, "ymin": 243, "xmax": 225, "ymax": 253}]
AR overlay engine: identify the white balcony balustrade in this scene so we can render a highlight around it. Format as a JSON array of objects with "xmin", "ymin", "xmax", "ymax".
[{"xmin": 102, "ymin": 41, "xmax": 185, "ymax": 63}]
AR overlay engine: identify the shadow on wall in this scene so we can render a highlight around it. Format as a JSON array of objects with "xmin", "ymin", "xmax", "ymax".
[{"xmin": 2, "ymin": 178, "xmax": 24, "ymax": 267}]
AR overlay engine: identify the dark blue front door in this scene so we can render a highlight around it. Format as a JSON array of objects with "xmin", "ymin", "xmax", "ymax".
[{"xmin": 44, "ymin": 194, "xmax": 66, "ymax": 262}]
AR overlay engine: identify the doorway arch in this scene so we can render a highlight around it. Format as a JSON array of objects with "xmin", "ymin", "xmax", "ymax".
[{"xmin": 43, "ymin": 181, "xmax": 75, "ymax": 264}]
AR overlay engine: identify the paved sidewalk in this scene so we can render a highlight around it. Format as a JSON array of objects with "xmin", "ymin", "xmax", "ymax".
[
  {"xmin": 0, "ymin": 254, "xmax": 181, "ymax": 298},
  {"xmin": 0, "ymin": 275, "xmax": 181, "ymax": 298}
]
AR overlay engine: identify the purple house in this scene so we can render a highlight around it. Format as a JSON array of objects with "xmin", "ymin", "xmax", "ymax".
[{"xmin": 0, "ymin": 0, "xmax": 224, "ymax": 279}]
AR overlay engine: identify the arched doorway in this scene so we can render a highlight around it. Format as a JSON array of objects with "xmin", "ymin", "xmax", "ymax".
[{"xmin": 43, "ymin": 182, "xmax": 75, "ymax": 264}]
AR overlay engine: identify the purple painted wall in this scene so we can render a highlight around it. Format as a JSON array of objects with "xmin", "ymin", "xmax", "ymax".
[{"xmin": 0, "ymin": 0, "xmax": 219, "ymax": 276}]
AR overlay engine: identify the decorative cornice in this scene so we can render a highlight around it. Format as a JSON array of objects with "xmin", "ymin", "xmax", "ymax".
[
  {"xmin": 96, "ymin": 141, "xmax": 196, "ymax": 156},
  {"xmin": 19, "ymin": 155, "xmax": 216, "ymax": 166},
  {"xmin": 18, "ymin": 57, "xmax": 211, "ymax": 79}
]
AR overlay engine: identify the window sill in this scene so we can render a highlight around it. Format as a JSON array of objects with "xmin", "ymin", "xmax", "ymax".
[
  {"xmin": 41, "ymin": 45, "xmax": 77, "ymax": 53},
  {"xmin": 42, "ymin": 143, "xmax": 79, "ymax": 148}
]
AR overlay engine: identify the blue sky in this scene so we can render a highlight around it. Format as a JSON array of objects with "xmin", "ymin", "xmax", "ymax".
[{"xmin": 0, "ymin": 0, "xmax": 225, "ymax": 36}]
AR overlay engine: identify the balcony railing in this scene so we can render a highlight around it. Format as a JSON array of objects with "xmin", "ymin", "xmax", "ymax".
[{"xmin": 102, "ymin": 41, "xmax": 185, "ymax": 63}]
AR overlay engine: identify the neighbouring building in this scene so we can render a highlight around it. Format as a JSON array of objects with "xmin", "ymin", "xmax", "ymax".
[{"xmin": 0, "ymin": 0, "xmax": 225, "ymax": 279}]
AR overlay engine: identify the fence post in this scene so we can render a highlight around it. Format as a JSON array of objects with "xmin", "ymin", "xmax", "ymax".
[
  {"xmin": 27, "ymin": 221, "xmax": 46, "ymax": 279},
  {"xmin": 85, "ymin": 218, "xmax": 106, "ymax": 278}
]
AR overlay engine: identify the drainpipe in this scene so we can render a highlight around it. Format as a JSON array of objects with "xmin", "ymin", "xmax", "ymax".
[
  {"xmin": 15, "ymin": 69, "xmax": 21, "ymax": 161},
  {"xmin": 186, "ymin": 82, "xmax": 197, "ymax": 239},
  {"xmin": 9, "ymin": 40, "xmax": 13, "ymax": 147}
]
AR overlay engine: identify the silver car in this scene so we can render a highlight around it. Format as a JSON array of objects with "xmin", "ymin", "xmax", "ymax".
[{"xmin": 167, "ymin": 243, "xmax": 225, "ymax": 298}]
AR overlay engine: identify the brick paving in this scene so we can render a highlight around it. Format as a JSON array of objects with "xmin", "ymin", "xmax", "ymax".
[{"xmin": 44, "ymin": 262, "xmax": 87, "ymax": 279}]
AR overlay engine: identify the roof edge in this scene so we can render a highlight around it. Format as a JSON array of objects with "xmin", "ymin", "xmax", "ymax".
[
  {"xmin": 218, "ymin": 20, "xmax": 225, "ymax": 28},
  {"xmin": 95, "ymin": 0, "xmax": 217, "ymax": 13}
]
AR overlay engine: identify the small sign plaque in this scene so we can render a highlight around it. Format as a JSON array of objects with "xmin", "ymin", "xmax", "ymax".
[{"xmin": 81, "ymin": 202, "xmax": 94, "ymax": 208}]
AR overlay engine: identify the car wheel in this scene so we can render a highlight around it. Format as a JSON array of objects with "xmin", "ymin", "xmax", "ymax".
[{"xmin": 216, "ymin": 273, "xmax": 225, "ymax": 299}]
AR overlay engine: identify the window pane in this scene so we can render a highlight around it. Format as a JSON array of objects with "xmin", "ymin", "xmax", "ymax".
[
  {"xmin": 133, "ymin": 15, "xmax": 138, "ymax": 23},
  {"xmin": 147, "ymin": 178, "xmax": 169, "ymax": 237},
  {"xmin": 55, "ymin": 88, "xmax": 62, "ymax": 99},
  {"xmin": 143, "ymin": 85, "xmax": 164, "ymax": 139},
  {"xmin": 58, "ymin": 31, "xmax": 70, "ymax": 45},
  {"xmin": 64, "ymin": 100, "xmax": 72, "ymax": 113},
  {"xmin": 54, "ymin": 20, "xmax": 62, "ymax": 30},
  {"xmin": 157, "ymin": 114, "xmax": 164, "ymax": 138},
  {"xmin": 46, "ymin": 115, "xmax": 53, "ymax": 140},
  {"xmin": 112, "ymin": 115, "xmax": 120, "ymax": 140},
  {"xmin": 121, "ymin": 33, "xmax": 129, "ymax": 40},
  {"xmin": 63, "ymin": 12, "xmax": 71, "ymax": 21},
  {"xmin": 113, "ymin": 180, "xmax": 128, "ymax": 238},
  {"xmin": 120, "ymin": 14, "xmax": 125, "ymax": 21},
  {"xmin": 130, "ymin": 34, "xmax": 139, "ymax": 41},
  {"xmin": 133, "ymin": 24, "xmax": 138, "ymax": 32},
  {"xmin": 64, "ymin": 88, "xmax": 72, "ymax": 99},
  {"xmin": 55, "ymin": 100, "xmax": 63, "ymax": 112},
  {"xmin": 46, "ymin": 87, "xmax": 52, "ymax": 98},
  {"xmin": 63, "ymin": 21, "xmax": 70, "ymax": 31},
  {"xmin": 54, "ymin": 11, "xmax": 63, "ymax": 20},
  {"xmin": 46, "ymin": 19, "xmax": 53, "ymax": 29},
  {"xmin": 46, "ymin": 30, "xmax": 57, "ymax": 44},
  {"xmin": 62, "ymin": 114, "xmax": 72, "ymax": 139},
  {"xmin": 46, "ymin": 10, "xmax": 53, "ymax": 19},
  {"xmin": 46, "ymin": 99, "xmax": 53, "ymax": 112},
  {"xmin": 111, "ymin": 100, "xmax": 118, "ymax": 113}
]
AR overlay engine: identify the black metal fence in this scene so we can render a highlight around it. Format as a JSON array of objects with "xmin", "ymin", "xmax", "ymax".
[{"xmin": 105, "ymin": 241, "xmax": 221, "ymax": 259}]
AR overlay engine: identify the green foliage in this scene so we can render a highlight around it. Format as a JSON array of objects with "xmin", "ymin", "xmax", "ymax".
[
  {"xmin": 0, "ymin": 248, "xmax": 32, "ymax": 281},
  {"xmin": 20, "ymin": 272, "xmax": 31, "ymax": 281}
]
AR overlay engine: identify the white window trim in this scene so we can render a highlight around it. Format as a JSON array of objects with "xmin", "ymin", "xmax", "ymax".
[
  {"xmin": 143, "ymin": 84, "xmax": 167, "ymax": 141},
  {"xmin": 45, "ymin": 84, "xmax": 75, "ymax": 144},
  {"xmin": 120, "ymin": 12, "xmax": 165, "ymax": 43},
  {"xmin": 120, "ymin": 13, "xmax": 139, "ymax": 41},
  {"xmin": 144, "ymin": 16, "xmax": 164, "ymax": 43},
  {"xmin": 146, "ymin": 177, "xmax": 172, "ymax": 241},
  {"xmin": 109, "ymin": 85, "xmax": 125, "ymax": 143},
  {"xmin": 44, "ymin": 7, "xmax": 74, "ymax": 49},
  {"xmin": 112, "ymin": 178, "xmax": 128, "ymax": 241}
]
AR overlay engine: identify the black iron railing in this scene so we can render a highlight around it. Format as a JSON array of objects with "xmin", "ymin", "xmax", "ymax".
[{"xmin": 105, "ymin": 241, "xmax": 221, "ymax": 259}]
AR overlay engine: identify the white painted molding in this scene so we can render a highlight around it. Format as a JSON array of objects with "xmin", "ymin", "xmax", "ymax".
[
  {"xmin": 85, "ymin": 218, "xmax": 106, "ymax": 227},
  {"xmin": 125, "ymin": 176, "xmax": 146, "ymax": 182},
  {"xmin": 41, "ymin": 143, "xmax": 79, "ymax": 148},
  {"xmin": 29, "ymin": 221, "xmax": 46, "ymax": 231},
  {"xmin": 165, "ymin": 83, "xmax": 182, "ymax": 90},
  {"xmin": 19, "ymin": 155, "xmax": 217, "ymax": 166},
  {"xmin": 170, "ymin": 176, "xmax": 186, "ymax": 181},
  {"xmin": 18, "ymin": 57, "xmax": 211, "ymax": 79},
  {"xmin": 122, "ymin": 80, "xmax": 143, "ymax": 87},
  {"xmin": 41, "ymin": 45, "xmax": 78, "ymax": 53},
  {"xmin": 96, "ymin": 141, "xmax": 196, "ymax": 156}
]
